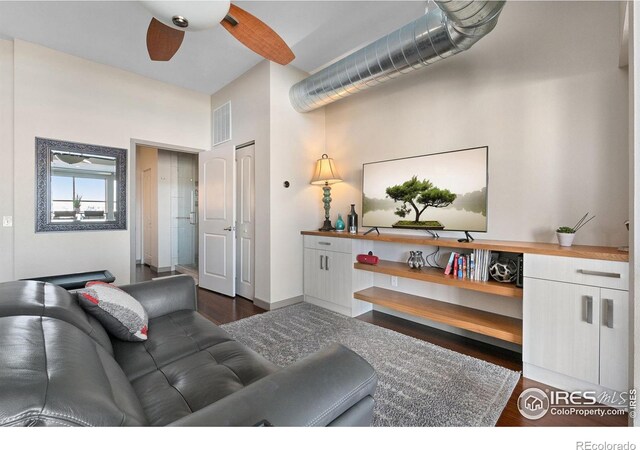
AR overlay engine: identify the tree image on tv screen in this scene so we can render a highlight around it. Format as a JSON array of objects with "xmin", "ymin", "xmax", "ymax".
[{"xmin": 385, "ymin": 176, "xmax": 457, "ymax": 229}]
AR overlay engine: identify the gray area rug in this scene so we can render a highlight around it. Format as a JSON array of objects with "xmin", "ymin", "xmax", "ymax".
[{"xmin": 221, "ymin": 303, "xmax": 520, "ymax": 427}]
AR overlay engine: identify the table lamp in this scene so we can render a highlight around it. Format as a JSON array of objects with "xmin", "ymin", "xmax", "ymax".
[{"xmin": 310, "ymin": 154, "xmax": 342, "ymax": 231}]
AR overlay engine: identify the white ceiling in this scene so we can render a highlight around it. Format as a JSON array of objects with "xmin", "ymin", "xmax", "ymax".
[{"xmin": 0, "ymin": 1, "xmax": 426, "ymax": 94}]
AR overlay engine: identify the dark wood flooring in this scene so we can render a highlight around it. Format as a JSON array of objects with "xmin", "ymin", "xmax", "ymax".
[{"xmin": 136, "ymin": 264, "xmax": 628, "ymax": 427}]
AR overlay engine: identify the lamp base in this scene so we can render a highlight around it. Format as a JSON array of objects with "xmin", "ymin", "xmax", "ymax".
[{"xmin": 319, "ymin": 218, "xmax": 335, "ymax": 232}]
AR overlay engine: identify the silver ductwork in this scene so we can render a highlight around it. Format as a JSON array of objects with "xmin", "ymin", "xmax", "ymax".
[{"xmin": 289, "ymin": 1, "xmax": 505, "ymax": 113}]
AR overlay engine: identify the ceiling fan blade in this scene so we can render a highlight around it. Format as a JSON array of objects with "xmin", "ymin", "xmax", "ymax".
[
  {"xmin": 146, "ymin": 18, "xmax": 185, "ymax": 61},
  {"xmin": 221, "ymin": 4, "xmax": 294, "ymax": 65}
]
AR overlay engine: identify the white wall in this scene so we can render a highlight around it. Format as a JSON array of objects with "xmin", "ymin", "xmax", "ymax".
[
  {"xmin": 157, "ymin": 149, "xmax": 172, "ymax": 270},
  {"xmin": 269, "ymin": 63, "xmax": 324, "ymax": 303},
  {"xmin": 0, "ymin": 40, "xmax": 14, "ymax": 282},
  {"xmin": 210, "ymin": 61, "xmax": 325, "ymax": 305},
  {"xmin": 325, "ymin": 1, "xmax": 628, "ymax": 247},
  {"xmin": 210, "ymin": 62, "xmax": 271, "ymax": 301},
  {"xmin": 10, "ymin": 40, "xmax": 210, "ymax": 284},
  {"xmin": 137, "ymin": 146, "xmax": 158, "ymax": 268}
]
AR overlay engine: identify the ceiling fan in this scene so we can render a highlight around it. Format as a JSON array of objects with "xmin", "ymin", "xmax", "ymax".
[{"xmin": 141, "ymin": 1, "xmax": 295, "ymax": 65}]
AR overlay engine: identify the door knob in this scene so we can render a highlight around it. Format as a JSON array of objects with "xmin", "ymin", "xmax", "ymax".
[{"xmin": 224, "ymin": 226, "xmax": 236, "ymax": 231}]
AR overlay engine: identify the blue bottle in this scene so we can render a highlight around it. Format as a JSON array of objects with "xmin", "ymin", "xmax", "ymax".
[{"xmin": 335, "ymin": 214, "xmax": 345, "ymax": 231}]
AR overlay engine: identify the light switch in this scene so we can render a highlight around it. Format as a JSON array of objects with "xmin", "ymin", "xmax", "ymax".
[{"xmin": 2, "ymin": 216, "xmax": 12, "ymax": 227}]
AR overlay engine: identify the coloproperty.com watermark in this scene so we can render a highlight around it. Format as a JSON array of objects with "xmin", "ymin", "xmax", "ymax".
[{"xmin": 517, "ymin": 387, "xmax": 636, "ymax": 420}]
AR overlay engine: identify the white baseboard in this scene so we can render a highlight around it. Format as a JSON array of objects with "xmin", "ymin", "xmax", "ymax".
[
  {"xmin": 254, "ymin": 295, "xmax": 303, "ymax": 311},
  {"xmin": 303, "ymin": 296, "xmax": 352, "ymax": 316},
  {"xmin": 150, "ymin": 265, "xmax": 172, "ymax": 273}
]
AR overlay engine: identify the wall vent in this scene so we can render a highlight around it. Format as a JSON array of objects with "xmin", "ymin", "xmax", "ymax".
[{"xmin": 213, "ymin": 102, "xmax": 232, "ymax": 146}]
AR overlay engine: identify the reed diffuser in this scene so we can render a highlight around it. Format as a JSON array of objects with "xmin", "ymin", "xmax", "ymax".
[{"xmin": 556, "ymin": 212, "xmax": 595, "ymax": 247}]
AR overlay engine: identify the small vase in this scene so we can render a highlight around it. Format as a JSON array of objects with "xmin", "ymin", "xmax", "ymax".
[
  {"xmin": 407, "ymin": 251, "xmax": 417, "ymax": 268},
  {"xmin": 414, "ymin": 251, "xmax": 426, "ymax": 269},
  {"xmin": 335, "ymin": 214, "xmax": 345, "ymax": 231},
  {"xmin": 557, "ymin": 232, "xmax": 575, "ymax": 247},
  {"xmin": 348, "ymin": 204, "xmax": 358, "ymax": 234}
]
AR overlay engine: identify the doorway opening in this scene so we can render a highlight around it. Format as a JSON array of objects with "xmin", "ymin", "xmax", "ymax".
[
  {"xmin": 131, "ymin": 139, "xmax": 256, "ymax": 303},
  {"xmin": 134, "ymin": 144, "xmax": 199, "ymax": 284}
]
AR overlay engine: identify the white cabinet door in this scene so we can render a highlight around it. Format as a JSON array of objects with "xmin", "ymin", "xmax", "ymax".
[
  {"xmin": 599, "ymin": 288, "xmax": 629, "ymax": 392},
  {"xmin": 325, "ymin": 251, "xmax": 353, "ymax": 308},
  {"xmin": 304, "ymin": 248, "xmax": 326, "ymax": 301},
  {"xmin": 524, "ymin": 277, "xmax": 600, "ymax": 384}
]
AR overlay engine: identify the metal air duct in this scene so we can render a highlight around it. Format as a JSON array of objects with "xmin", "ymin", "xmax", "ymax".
[{"xmin": 289, "ymin": 1, "xmax": 505, "ymax": 113}]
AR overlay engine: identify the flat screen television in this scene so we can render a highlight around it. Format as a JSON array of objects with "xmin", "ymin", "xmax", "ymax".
[{"xmin": 362, "ymin": 146, "xmax": 488, "ymax": 232}]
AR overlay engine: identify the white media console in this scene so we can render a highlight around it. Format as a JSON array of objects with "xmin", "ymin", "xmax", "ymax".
[{"xmin": 301, "ymin": 231, "xmax": 630, "ymax": 404}]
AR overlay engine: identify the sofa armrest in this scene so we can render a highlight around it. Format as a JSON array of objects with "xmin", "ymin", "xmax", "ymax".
[
  {"xmin": 167, "ymin": 343, "xmax": 377, "ymax": 427},
  {"xmin": 119, "ymin": 276, "xmax": 197, "ymax": 319}
]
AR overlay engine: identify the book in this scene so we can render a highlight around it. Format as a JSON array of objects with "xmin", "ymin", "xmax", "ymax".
[
  {"xmin": 453, "ymin": 254, "xmax": 459, "ymax": 277},
  {"xmin": 444, "ymin": 252, "xmax": 456, "ymax": 275},
  {"xmin": 462, "ymin": 256, "xmax": 467, "ymax": 279},
  {"xmin": 458, "ymin": 256, "xmax": 463, "ymax": 278},
  {"xmin": 470, "ymin": 252, "xmax": 475, "ymax": 280}
]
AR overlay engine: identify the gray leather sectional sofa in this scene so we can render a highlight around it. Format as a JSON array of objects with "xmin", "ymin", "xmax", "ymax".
[{"xmin": 0, "ymin": 276, "xmax": 377, "ymax": 426}]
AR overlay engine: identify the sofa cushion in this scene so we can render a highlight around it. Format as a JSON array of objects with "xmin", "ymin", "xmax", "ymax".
[
  {"xmin": 112, "ymin": 310, "xmax": 278, "ymax": 426},
  {"xmin": 0, "ymin": 281, "xmax": 113, "ymax": 354},
  {"xmin": 0, "ymin": 316, "xmax": 148, "ymax": 426},
  {"xmin": 78, "ymin": 281, "xmax": 149, "ymax": 342}
]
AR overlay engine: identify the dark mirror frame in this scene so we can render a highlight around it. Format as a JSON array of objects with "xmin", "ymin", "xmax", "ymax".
[{"xmin": 35, "ymin": 137, "xmax": 127, "ymax": 232}]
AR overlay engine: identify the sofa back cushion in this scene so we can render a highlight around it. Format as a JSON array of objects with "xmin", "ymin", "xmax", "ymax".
[
  {"xmin": 0, "ymin": 281, "xmax": 113, "ymax": 354},
  {"xmin": 0, "ymin": 316, "xmax": 148, "ymax": 426}
]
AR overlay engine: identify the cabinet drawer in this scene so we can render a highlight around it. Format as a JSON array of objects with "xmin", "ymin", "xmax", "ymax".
[
  {"xmin": 303, "ymin": 235, "xmax": 352, "ymax": 254},
  {"xmin": 524, "ymin": 254, "xmax": 628, "ymax": 291}
]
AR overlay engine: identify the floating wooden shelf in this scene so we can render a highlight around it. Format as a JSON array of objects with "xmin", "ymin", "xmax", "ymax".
[
  {"xmin": 354, "ymin": 286, "xmax": 523, "ymax": 345},
  {"xmin": 302, "ymin": 231, "xmax": 628, "ymax": 262},
  {"xmin": 353, "ymin": 259, "xmax": 523, "ymax": 299}
]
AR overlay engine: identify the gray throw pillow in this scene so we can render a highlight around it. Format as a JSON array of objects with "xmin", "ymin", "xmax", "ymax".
[{"xmin": 78, "ymin": 281, "xmax": 149, "ymax": 342}]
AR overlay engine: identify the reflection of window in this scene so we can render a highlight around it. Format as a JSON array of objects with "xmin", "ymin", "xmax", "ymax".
[
  {"xmin": 51, "ymin": 169, "xmax": 117, "ymax": 220},
  {"xmin": 51, "ymin": 174, "xmax": 109, "ymax": 213}
]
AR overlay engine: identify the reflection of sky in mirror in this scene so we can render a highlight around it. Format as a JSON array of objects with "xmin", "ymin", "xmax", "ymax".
[
  {"xmin": 51, "ymin": 176, "xmax": 106, "ymax": 200},
  {"xmin": 51, "ymin": 176, "xmax": 72, "ymax": 199},
  {"xmin": 363, "ymin": 147, "xmax": 487, "ymax": 198},
  {"xmin": 76, "ymin": 178, "xmax": 106, "ymax": 200}
]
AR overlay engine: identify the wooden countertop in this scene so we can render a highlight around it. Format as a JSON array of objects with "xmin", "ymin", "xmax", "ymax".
[{"xmin": 301, "ymin": 230, "xmax": 628, "ymax": 262}]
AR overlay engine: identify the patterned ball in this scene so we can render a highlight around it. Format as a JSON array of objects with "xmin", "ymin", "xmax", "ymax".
[{"xmin": 489, "ymin": 258, "xmax": 518, "ymax": 283}]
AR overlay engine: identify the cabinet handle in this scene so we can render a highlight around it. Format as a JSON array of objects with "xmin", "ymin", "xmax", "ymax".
[
  {"xmin": 603, "ymin": 299, "xmax": 614, "ymax": 329},
  {"xmin": 325, "ymin": 255, "xmax": 329, "ymax": 271},
  {"xmin": 577, "ymin": 269, "xmax": 621, "ymax": 279},
  {"xmin": 583, "ymin": 296, "xmax": 593, "ymax": 324},
  {"xmin": 318, "ymin": 241, "xmax": 332, "ymax": 246},
  {"xmin": 320, "ymin": 255, "xmax": 324, "ymax": 270}
]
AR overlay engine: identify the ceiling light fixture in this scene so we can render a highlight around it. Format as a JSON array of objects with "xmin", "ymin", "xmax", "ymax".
[{"xmin": 172, "ymin": 15, "xmax": 189, "ymax": 28}]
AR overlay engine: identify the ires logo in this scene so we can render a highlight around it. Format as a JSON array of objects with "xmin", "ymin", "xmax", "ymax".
[
  {"xmin": 517, "ymin": 388, "xmax": 550, "ymax": 420},
  {"xmin": 550, "ymin": 390, "xmax": 598, "ymax": 406},
  {"xmin": 518, "ymin": 388, "xmax": 632, "ymax": 420}
]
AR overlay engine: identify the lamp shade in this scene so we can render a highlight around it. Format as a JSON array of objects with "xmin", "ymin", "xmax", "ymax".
[{"xmin": 310, "ymin": 154, "xmax": 342, "ymax": 185}]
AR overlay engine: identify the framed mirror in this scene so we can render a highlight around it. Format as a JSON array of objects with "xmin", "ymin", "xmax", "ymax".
[{"xmin": 36, "ymin": 137, "xmax": 127, "ymax": 232}]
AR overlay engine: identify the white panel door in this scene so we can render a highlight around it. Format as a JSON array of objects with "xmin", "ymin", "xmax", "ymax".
[
  {"xmin": 236, "ymin": 144, "xmax": 255, "ymax": 300},
  {"xmin": 523, "ymin": 277, "xmax": 600, "ymax": 384},
  {"xmin": 599, "ymin": 288, "xmax": 629, "ymax": 392},
  {"xmin": 199, "ymin": 147, "xmax": 235, "ymax": 296}
]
